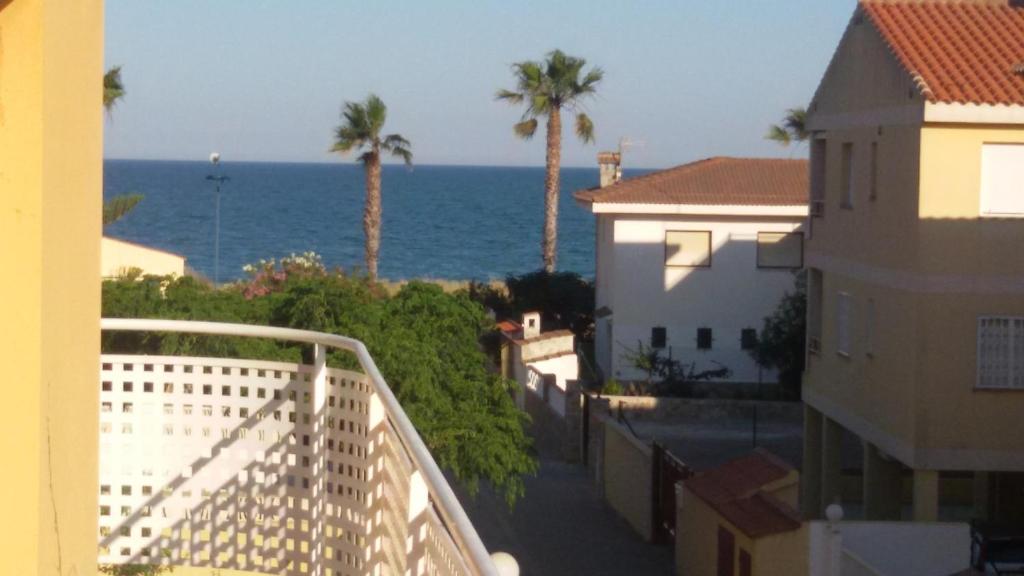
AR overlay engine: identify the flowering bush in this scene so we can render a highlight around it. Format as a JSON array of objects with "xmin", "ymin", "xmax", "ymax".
[{"xmin": 241, "ymin": 251, "xmax": 326, "ymax": 299}]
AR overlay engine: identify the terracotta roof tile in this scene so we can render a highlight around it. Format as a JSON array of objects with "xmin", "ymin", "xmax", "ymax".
[
  {"xmin": 574, "ymin": 157, "xmax": 808, "ymax": 207},
  {"xmin": 684, "ymin": 449, "xmax": 802, "ymax": 538},
  {"xmin": 861, "ymin": 0, "xmax": 1024, "ymax": 106}
]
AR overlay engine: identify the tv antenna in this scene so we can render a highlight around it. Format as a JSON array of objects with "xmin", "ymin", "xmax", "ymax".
[{"xmin": 617, "ymin": 137, "xmax": 646, "ymax": 168}]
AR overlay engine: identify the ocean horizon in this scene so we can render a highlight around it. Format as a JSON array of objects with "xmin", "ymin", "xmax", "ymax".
[{"xmin": 103, "ymin": 159, "xmax": 653, "ymax": 282}]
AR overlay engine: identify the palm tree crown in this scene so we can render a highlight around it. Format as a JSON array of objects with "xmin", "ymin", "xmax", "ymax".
[
  {"xmin": 103, "ymin": 66, "xmax": 126, "ymax": 113},
  {"xmin": 331, "ymin": 94, "xmax": 412, "ymax": 166},
  {"xmin": 496, "ymin": 50, "xmax": 603, "ymax": 144},
  {"xmin": 767, "ymin": 107, "xmax": 808, "ymax": 146}
]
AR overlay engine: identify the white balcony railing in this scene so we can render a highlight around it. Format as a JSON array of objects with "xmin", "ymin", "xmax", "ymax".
[{"xmin": 98, "ymin": 318, "xmax": 510, "ymax": 576}]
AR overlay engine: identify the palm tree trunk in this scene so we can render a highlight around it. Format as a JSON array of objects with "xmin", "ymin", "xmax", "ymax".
[
  {"xmin": 543, "ymin": 107, "xmax": 562, "ymax": 273},
  {"xmin": 364, "ymin": 151, "xmax": 382, "ymax": 282}
]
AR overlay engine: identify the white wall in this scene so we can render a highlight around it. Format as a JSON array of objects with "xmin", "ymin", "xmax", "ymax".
[
  {"xmin": 102, "ymin": 236, "xmax": 185, "ymax": 278},
  {"xmin": 600, "ymin": 214, "xmax": 804, "ymax": 383},
  {"xmin": 528, "ymin": 354, "xmax": 579, "ymax": 389}
]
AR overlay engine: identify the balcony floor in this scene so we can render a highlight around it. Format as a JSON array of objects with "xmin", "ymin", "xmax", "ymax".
[{"xmin": 455, "ymin": 452, "xmax": 674, "ymax": 576}]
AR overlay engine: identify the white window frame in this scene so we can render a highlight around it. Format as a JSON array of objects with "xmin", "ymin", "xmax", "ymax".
[
  {"xmin": 980, "ymin": 144, "xmax": 1024, "ymax": 218},
  {"xmin": 836, "ymin": 292, "xmax": 852, "ymax": 357},
  {"xmin": 976, "ymin": 317, "xmax": 1024, "ymax": 390}
]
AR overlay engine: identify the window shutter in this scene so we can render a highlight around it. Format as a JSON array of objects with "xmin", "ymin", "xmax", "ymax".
[
  {"xmin": 978, "ymin": 317, "xmax": 1024, "ymax": 389},
  {"xmin": 697, "ymin": 328, "xmax": 713, "ymax": 350}
]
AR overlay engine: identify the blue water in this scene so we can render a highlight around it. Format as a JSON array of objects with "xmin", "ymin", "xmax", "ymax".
[{"xmin": 103, "ymin": 160, "xmax": 647, "ymax": 282}]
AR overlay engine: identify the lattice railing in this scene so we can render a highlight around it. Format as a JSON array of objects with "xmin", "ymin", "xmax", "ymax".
[{"xmin": 98, "ymin": 319, "xmax": 506, "ymax": 576}]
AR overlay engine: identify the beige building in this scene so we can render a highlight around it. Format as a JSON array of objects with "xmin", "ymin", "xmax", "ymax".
[
  {"xmin": 802, "ymin": 0, "xmax": 1024, "ymax": 524},
  {"xmin": 101, "ymin": 236, "xmax": 187, "ymax": 278}
]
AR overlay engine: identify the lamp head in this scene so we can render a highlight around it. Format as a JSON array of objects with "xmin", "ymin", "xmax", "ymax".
[
  {"xmin": 210, "ymin": 152, "xmax": 221, "ymax": 165},
  {"xmin": 825, "ymin": 503, "xmax": 844, "ymax": 523}
]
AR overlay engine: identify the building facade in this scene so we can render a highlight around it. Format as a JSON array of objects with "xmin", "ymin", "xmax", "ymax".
[
  {"xmin": 576, "ymin": 156, "xmax": 808, "ymax": 387},
  {"xmin": 801, "ymin": 0, "xmax": 1024, "ymax": 524}
]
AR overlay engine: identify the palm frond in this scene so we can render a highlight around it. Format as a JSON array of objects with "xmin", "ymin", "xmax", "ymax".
[
  {"xmin": 103, "ymin": 66, "xmax": 126, "ymax": 113},
  {"xmin": 783, "ymin": 107, "xmax": 809, "ymax": 142},
  {"xmin": 575, "ymin": 113, "xmax": 595, "ymax": 144},
  {"xmin": 103, "ymin": 193, "xmax": 144, "ymax": 226},
  {"xmin": 513, "ymin": 119, "xmax": 538, "ymax": 140},
  {"xmin": 766, "ymin": 125, "xmax": 792, "ymax": 146},
  {"xmin": 381, "ymin": 134, "xmax": 413, "ymax": 165},
  {"xmin": 365, "ymin": 94, "xmax": 388, "ymax": 135},
  {"xmin": 357, "ymin": 150, "xmax": 377, "ymax": 166},
  {"xmin": 389, "ymin": 146, "xmax": 413, "ymax": 166},
  {"xmin": 495, "ymin": 89, "xmax": 525, "ymax": 104}
]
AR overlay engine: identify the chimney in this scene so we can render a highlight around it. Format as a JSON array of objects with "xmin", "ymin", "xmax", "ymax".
[
  {"xmin": 522, "ymin": 311, "xmax": 541, "ymax": 339},
  {"xmin": 598, "ymin": 151, "xmax": 622, "ymax": 188}
]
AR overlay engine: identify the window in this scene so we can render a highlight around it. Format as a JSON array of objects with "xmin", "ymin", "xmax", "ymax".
[
  {"xmin": 741, "ymin": 329, "xmax": 758, "ymax": 350},
  {"xmin": 980, "ymin": 144, "xmax": 1024, "ymax": 216},
  {"xmin": 977, "ymin": 317, "xmax": 1024, "ymax": 389},
  {"xmin": 757, "ymin": 232, "xmax": 804, "ymax": 268},
  {"xmin": 651, "ymin": 327, "xmax": 667, "ymax": 349},
  {"xmin": 717, "ymin": 526, "xmax": 735, "ymax": 576},
  {"xmin": 697, "ymin": 328, "xmax": 713, "ymax": 350},
  {"xmin": 840, "ymin": 142, "xmax": 854, "ymax": 209},
  {"xmin": 837, "ymin": 292, "xmax": 852, "ymax": 356},
  {"xmin": 810, "ymin": 139, "xmax": 826, "ymax": 217},
  {"xmin": 665, "ymin": 231, "xmax": 711, "ymax": 267},
  {"xmin": 869, "ymin": 142, "xmax": 879, "ymax": 201}
]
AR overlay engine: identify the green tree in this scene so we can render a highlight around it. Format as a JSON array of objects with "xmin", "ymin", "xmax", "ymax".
[
  {"xmin": 750, "ymin": 272, "xmax": 806, "ymax": 400},
  {"xmin": 331, "ymin": 94, "xmax": 412, "ymax": 283},
  {"xmin": 766, "ymin": 107, "xmax": 808, "ymax": 146},
  {"xmin": 497, "ymin": 50, "xmax": 603, "ymax": 272},
  {"xmin": 102, "ymin": 65, "xmax": 143, "ymax": 226}
]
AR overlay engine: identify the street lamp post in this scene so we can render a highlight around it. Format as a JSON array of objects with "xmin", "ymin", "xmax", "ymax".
[{"xmin": 206, "ymin": 152, "xmax": 229, "ymax": 286}]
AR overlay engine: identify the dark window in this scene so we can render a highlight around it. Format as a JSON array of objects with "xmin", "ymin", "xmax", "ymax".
[
  {"xmin": 741, "ymin": 329, "xmax": 758, "ymax": 350},
  {"xmin": 717, "ymin": 526, "xmax": 735, "ymax": 576},
  {"xmin": 739, "ymin": 549, "xmax": 752, "ymax": 576},
  {"xmin": 651, "ymin": 327, "xmax": 667, "ymax": 349},
  {"xmin": 697, "ymin": 328, "xmax": 713, "ymax": 350}
]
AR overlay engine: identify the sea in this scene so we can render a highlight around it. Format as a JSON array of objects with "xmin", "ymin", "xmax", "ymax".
[{"xmin": 103, "ymin": 160, "xmax": 650, "ymax": 282}]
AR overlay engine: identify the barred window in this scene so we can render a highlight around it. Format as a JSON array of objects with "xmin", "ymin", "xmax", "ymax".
[{"xmin": 977, "ymin": 317, "xmax": 1024, "ymax": 389}]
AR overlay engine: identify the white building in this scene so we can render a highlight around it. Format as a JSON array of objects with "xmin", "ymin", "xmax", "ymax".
[
  {"xmin": 499, "ymin": 312, "xmax": 579, "ymax": 415},
  {"xmin": 575, "ymin": 155, "xmax": 808, "ymax": 385}
]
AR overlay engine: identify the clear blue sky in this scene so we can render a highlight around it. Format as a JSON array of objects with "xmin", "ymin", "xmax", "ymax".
[{"xmin": 104, "ymin": 0, "xmax": 856, "ymax": 169}]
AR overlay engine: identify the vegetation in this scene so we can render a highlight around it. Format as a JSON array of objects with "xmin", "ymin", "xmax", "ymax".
[
  {"xmin": 497, "ymin": 50, "xmax": 603, "ymax": 273},
  {"xmin": 620, "ymin": 342, "xmax": 731, "ymax": 397},
  {"xmin": 766, "ymin": 106, "xmax": 808, "ymax": 146},
  {"xmin": 102, "ymin": 65, "xmax": 143, "ymax": 226},
  {"xmin": 468, "ymin": 270, "xmax": 595, "ymax": 340},
  {"xmin": 331, "ymin": 94, "xmax": 413, "ymax": 283},
  {"xmin": 749, "ymin": 272, "xmax": 806, "ymax": 400},
  {"xmin": 600, "ymin": 378, "xmax": 624, "ymax": 396},
  {"xmin": 98, "ymin": 564, "xmax": 172, "ymax": 576},
  {"xmin": 102, "ymin": 260, "xmax": 537, "ymax": 505}
]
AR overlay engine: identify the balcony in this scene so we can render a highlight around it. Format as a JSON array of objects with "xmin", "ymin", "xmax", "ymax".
[{"xmin": 98, "ymin": 318, "xmax": 512, "ymax": 576}]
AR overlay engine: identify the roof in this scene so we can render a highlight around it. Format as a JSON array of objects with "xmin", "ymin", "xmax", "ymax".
[
  {"xmin": 683, "ymin": 449, "xmax": 802, "ymax": 538},
  {"xmin": 860, "ymin": 0, "xmax": 1024, "ymax": 106},
  {"xmin": 574, "ymin": 157, "xmax": 808, "ymax": 207}
]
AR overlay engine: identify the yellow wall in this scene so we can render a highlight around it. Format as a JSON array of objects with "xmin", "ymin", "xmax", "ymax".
[
  {"xmin": 602, "ymin": 418, "xmax": 653, "ymax": 541},
  {"xmin": 101, "ymin": 236, "xmax": 186, "ymax": 278},
  {"xmin": 0, "ymin": 0, "xmax": 103, "ymax": 574}
]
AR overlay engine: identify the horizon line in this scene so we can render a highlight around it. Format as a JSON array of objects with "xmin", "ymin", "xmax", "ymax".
[{"xmin": 103, "ymin": 156, "xmax": 665, "ymax": 171}]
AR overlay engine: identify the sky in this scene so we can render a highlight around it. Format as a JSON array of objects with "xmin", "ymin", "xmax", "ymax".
[{"xmin": 104, "ymin": 1, "xmax": 857, "ymax": 169}]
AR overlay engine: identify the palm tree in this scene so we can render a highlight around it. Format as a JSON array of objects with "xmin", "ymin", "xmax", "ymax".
[
  {"xmin": 331, "ymin": 94, "xmax": 412, "ymax": 282},
  {"xmin": 766, "ymin": 107, "xmax": 808, "ymax": 146},
  {"xmin": 497, "ymin": 50, "xmax": 603, "ymax": 273},
  {"xmin": 103, "ymin": 66, "xmax": 126, "ymax": 113},
  {"xmin": 101, "ymin": 66, "xmax": 143, "ymax": 226}
]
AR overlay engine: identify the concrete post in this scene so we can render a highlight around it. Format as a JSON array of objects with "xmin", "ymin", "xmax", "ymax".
[
  {"xmin": 821, "ymin": 417, "xmax": 844, "ymax": 515},
  {"xmin": 863, "ymin": 441, "xmax": 903, "ymax": 520},
  {"xmin": 913, "ymin": 469, "xmax": 940, "ymax": 521},
  {"xmin": 802, "ymin": 405, "xmax": 824, "ymax": 518}
]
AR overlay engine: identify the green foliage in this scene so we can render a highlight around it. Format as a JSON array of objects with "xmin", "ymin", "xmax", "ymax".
[
  {"xmin": 468, "ymin": 270, "xmax": 595, "ymax": 340},
  {"xmin": 766, "ymin": 107, "xmax": 808, "ymax": 146},
  {"xmin": 600, "ymin": 378, "xmax": 624, "ymax": 396},
  {"xmin": 103, "ymin": 65, "xmax": 126, "ymax": 112},
  {"xmin": 750, "ymin": 272, "xmax": 806, "ymax": 400},
  {"xmin": 103, "ymin": 194, "xmax": 145, "ymax": 226},
  {"xmin": 102, "ymin": 267, "xmax": 537, "ymax": 505},
  {"xmin": 620, "ymin": 342, "xmax": 731, "ymax": 397},
  {"xmin": 331, "ymin": 94, "xmax": 413, "ymax": 167},
  {"xmin": 98, "ymin": 563, "xmax": 172, "ymax": 575},
  {"xmin": 496, "ymin": 49, "xmax": 603, "ymax": 139}
]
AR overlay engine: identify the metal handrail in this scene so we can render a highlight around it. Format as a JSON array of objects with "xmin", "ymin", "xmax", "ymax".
[{"xmin": 100, "ymin": 318, "xmax": 500, "ymax": 576}]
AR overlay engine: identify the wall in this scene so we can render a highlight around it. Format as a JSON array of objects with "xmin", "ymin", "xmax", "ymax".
[
  {"xmin": 101, "ymin": 236, "xmax": 186, "ymax": 278},
  {"xmin": 0, "ymin": 1, "xmax": 103, "ymax": 574},
  {"xmin": 601, "ymin": 418, "xmax": 653, "ymax": 541},
  {"xmin": 605, "ymin": 215, "xmax": 804, "ymax": 383},
  {"xmin": 837, "ymin": 521, "xmax": 969, "ymax": 576},
  {"xmin": 528, "ymin": 353, "xmax": 578, "ymax": 390},
  {"xmin": 600, "ymin": 395, "xmax": 803, "ymax": 423}
]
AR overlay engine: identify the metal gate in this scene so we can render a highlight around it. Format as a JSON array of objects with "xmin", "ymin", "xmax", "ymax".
[{"xmin": 652, "ymin": 441, "xmax": 693, "ymax": 544}]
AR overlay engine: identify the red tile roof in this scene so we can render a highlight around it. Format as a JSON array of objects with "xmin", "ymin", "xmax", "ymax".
[
  {"xmin": 574, "ymin": 157, "xmax": 808, "ymax": 206},
  {"xmin": 861, "ymin": 0, "xmax": 1024, "ymax": 106},
  {"xmin": 684, "ymin": 449, "xmax": 802, "ymax": 538}
]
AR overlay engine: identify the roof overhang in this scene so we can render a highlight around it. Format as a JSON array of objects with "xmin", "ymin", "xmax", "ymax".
[
  {"xmin": 585, "ymin": 202, "xmax": 809, "ymax": 217},
  {"xmin": 924, "ymin": 102, "xmax": 1024, "ymax": 125}
]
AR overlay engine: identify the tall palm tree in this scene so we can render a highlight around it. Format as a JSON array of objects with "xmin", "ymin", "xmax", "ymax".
[
  {"xmin": 497, "ymin": 49, "xmax": 603, "ymax": 273},
  {"xmin": 101, "ymin": 66, "xmax": 143, "ymax": 226},
  {"xmin": 331, "ymin": 94, "xmax": 412, "ymax": 282},
  {"xmin": 766, "ymin": 107, "xmax": 808, "ymax": 146}
]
